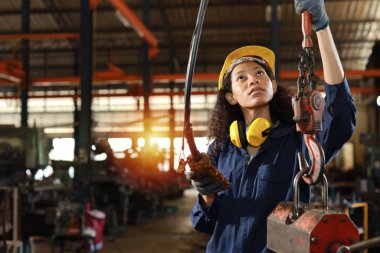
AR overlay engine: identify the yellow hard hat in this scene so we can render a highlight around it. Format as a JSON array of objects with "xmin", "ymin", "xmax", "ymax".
[{"xmin": 218, "ymin": 46, "xmax": 276, "ymax": 90}]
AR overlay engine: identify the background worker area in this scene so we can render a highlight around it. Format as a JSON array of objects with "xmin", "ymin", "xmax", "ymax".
[{"xmin": 186, "ymin": 0, "xmax": 357, "ymax": 252}]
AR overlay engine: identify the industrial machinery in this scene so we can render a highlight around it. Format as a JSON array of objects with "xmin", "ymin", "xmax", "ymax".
[
  {"xmin": 267, "ymin": 169, "xmax": 359, "ymax": 253},
  {"xmin": 0, "ymin": 125, "xmax": 49, "ymax": 171}
]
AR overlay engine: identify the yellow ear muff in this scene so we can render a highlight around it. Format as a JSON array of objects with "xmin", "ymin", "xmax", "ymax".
[
  {"xmin": 229, "ymin": 120, "xmax": 249, "ymax": 148},
  {"xmin": 246, "ymin": 118, "xmax": 271, "ymax": 147},
  {"xmin": 229, "ymin": 118, "xmax": 272, "ymax": 148},
  {"xmin": 229, "ymin": 120, "xmax": 244, "ymax": 148}
]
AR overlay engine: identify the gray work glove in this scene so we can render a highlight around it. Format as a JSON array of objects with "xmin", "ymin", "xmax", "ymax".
[
  {"xmin": 191, "ymin": 177, "xmax": 226, "ymax": 196},
  {"xmin": 294, "ymin": 0, "xmax": 329, "ymax": 31},
  {"xmin": 185, "ymin": 153, "xmax": 229, "ymax": 195}
]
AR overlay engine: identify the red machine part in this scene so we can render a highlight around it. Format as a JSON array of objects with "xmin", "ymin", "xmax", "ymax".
[
  {"xmin": 267, "ymin": 202, "xmax": 359, "ymax": 253},
  {"xmin": 292, "ymin": 90, "xmax": 325, "ymax": 134}
]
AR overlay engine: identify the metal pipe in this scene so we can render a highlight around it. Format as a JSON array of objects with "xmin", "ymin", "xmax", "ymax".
[
  {"xmin": 336, "ymin": 236, "xmax": 380, "ymax": 253},
  {"xmin": 321, "ymin": 174, "xmax": 328, "ymax": 208}
]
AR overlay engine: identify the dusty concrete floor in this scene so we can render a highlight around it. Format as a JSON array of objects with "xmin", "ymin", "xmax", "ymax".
[{"xmin": 33, "ymin": 189, "xmax": 210, "ymax": 253}]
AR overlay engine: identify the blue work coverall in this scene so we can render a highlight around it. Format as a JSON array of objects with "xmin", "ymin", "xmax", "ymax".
[{"xmin": 190, "ymin": 78, "xmax": 357, "ymax": 253}]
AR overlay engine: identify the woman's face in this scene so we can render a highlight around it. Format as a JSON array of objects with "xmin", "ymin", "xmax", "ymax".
[{"xmin": 226, "ymin": 61, "xmax": 277, "ymax": 109}]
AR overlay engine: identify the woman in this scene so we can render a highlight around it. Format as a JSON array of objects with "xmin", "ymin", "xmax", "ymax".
[{"xmin": 187, "ymin": 0, "xmax": 357, "ymax": 252}]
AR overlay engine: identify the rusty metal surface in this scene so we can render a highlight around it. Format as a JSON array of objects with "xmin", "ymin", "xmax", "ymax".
[
  {"xmin": 310, "ymin": 213, "xmax": 359, "ymax": 253},
  {"xmin": 267, "ymin": 202, "xmax": 359, "ymax": 253}
]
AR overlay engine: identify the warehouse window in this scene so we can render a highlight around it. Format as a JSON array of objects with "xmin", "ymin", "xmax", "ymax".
[
  {"xmin": 49, "ymin": 138, "xmax": 75, "ymax": 161},
  {"xmin": 108, "ymin": 138, "xmax": 132, "ymax": 151},
  {"xmin": 48, "ymin": 136, "xmax": 210, "ymax": 173}
]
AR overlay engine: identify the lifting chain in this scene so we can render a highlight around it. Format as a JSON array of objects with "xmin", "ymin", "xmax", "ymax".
[{"xmin": 292, "ymin": 12, "xmax": 325, "ymax": 186}]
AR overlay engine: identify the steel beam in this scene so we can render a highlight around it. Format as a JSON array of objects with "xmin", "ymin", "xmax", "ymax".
[
  {"xmin": 0, "ymin": 1, "xmax": 376, "ymax": 16},
  {"xmin": 0, "ymin": 33, "xmax": 80, "ymax": 40},
  {"xmin": 0, "ymin": 85, "xmax": 378, "ymax": 100},
  {"xmin": 157, "ymin": 0, "xmax": 181, "ymax": 73},
  {"xmin": 142, "ymin": 0, "xmax": 152, "ymax": 145},
  {"xmin": 271, "ymin": 0, "xmax": 279, "ymax": 76},
  {"xmin": 0, "ymin": 60, "xmax": 24, "ymax": 83},
  {"xmin": 26, "ymin": 69, "xmax": 380, "ymax": 87},
  {"xmin": 90, "ymin": 0, "xmax": 103, "ymax": 9},
  {"xmin": 108, "ymin": 0, "xmax": 158, "ymax": 58},
  {"xmin": 21, "ymin": 0, "xmax": 30, "ymax": 127},
  {"xmin": 77, "ymin": 0, "xmax": 93, "ymax": 173}
]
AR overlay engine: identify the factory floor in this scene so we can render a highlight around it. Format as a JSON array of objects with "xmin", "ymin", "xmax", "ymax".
[{"xmin": 33, "ymin": 189, "xmax": 210, "ymax": 253}]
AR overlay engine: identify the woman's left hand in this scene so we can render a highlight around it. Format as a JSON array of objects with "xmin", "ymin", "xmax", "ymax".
[{"xmin": 294, "ymin": 0, "xmax": 329, "ymax": 31}]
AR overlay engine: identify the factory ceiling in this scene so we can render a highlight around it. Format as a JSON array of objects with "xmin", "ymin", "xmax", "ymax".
[
  {"xmin": 0, "ymin": 0, "xmax": 380, "ymax": 86},
  {"xmin": 0, "ymin": 0, "xmax": 379, "ymax": 136}
]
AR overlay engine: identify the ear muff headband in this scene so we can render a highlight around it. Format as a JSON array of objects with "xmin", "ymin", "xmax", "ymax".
[{"xmin": 238, "ymin": 120, "xmax": 249, "ymax": 148}]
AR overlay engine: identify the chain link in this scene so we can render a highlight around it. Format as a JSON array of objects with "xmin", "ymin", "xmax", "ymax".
[{"xmin": 296, "ymin": 48, "xmax": 317, "ymax": 97}]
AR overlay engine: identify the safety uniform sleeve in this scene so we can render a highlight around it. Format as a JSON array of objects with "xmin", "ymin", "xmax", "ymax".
[
  {"xmin": 189, "ymin": 140, "xmax": 221, "ymax": 234},
  {"xmin": 190, "ymin": 193, "xmax": 220, "ymax": 234},
  {"xmin": 316, "ymin": 77, "xmax": 357, "ymax": 163}
]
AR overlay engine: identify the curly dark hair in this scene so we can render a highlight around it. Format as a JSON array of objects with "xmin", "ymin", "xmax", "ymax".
[{"xmin": 208, "ymin": 60, "xmax": 294, "ymax": 152}]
